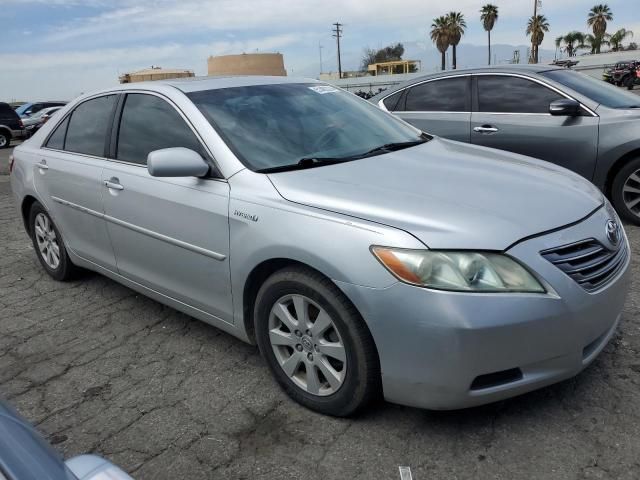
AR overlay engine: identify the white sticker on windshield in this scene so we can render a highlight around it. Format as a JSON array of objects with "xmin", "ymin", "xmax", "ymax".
[{"xmin": 309, "ymin": 85, "xmax": 339, "ymax": 94}]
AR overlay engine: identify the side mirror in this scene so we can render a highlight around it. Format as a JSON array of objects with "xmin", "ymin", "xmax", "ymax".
[
  {"xmin": 549, "ymin": 99, "xmax": 580, "ymax": 116},
  {"xmin": 147, "ymin": 147, "xmax": 210, "ymax": 178}
]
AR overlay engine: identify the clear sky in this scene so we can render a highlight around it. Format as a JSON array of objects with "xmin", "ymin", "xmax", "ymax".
[{"xmin": 1, "ymin": 0, "xmax": 638, "ymax": 101}]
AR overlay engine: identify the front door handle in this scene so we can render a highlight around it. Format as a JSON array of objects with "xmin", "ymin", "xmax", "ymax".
[
  {"xmin": 37, "ymin": 160, "xmax": 49, "ymax": 170},
  {"xmin": 104, "ymin": 178, "xmax": 124, "ymax": 191},
  {"xmin": 473, "ymin": 125, "xmax": 499, "ymax": 134}
]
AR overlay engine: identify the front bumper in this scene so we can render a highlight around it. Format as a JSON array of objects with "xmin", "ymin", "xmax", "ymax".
[{"xmin": 337, "ymin": 206, "xmax": 631, "ymax": 410}]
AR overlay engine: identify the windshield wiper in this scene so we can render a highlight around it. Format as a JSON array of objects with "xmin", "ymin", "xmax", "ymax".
[
  {"xmin": 256, "ymin": 137, "xmax": 430, "ymax": 174},
  {"xmin": 359, "ymin": 139, "xmax": 428, "ymax": 158},
  {"xmin": 256, "ymin": 156, "xmax": 350, "ymax": 173}
]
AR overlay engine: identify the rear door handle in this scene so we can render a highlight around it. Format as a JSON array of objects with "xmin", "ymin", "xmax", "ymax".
[
  {"xmin": 37, "ymin": 160, "xmax": 49, "ymax": 170},
  {"xmin": 473, "ymin": 126, "xmax": 499, "ymax": 133},
  {"xmin": 104, "ymin": 179, "xmax": 124, "ymax": 191}
]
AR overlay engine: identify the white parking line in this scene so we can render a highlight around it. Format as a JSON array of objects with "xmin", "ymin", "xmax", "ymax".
[{"xmin": 399, "ymin": 466, "xmax": 413, "ymax": 480}]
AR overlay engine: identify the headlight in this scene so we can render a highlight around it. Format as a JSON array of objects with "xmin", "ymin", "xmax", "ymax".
[{"xmin": 371, "ymin": 247, "xmax": 545, "ymax": 293}]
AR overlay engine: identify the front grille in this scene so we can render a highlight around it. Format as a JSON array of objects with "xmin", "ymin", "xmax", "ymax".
[{"xmin": 541, "ymin": 238, "xmax": 627, "ymax": 292}]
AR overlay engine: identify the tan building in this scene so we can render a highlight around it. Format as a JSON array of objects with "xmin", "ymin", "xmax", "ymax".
[
  {"xmin": 207, "ymin": 53, "xmax": 286, "ymax": 76},
  {"xmin": 367, "ymin": 60, "xmax": 421, "ymax": 76},
  {"xmin": 119, "ymin": 67, "xmax": 195, "ymax": 84}
]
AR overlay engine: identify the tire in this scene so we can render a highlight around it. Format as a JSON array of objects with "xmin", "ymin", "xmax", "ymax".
[
  {"xmin": 611, "ymin": 157, "xmax": 640, "ymax": 225},
  {"xmin": 29, "ymin": 202, "xmax": 79, "ymax": 280},
  {"xmin": 0, "ymin": 130, "xmax": 9, "ymax": 149},
  {"xmin": 254, "ymin": 266, "xmax": 380, "ymax": 417},
  {"xmin": 626, "ymin": 77, "xmax": 635, "ymax": 90}
]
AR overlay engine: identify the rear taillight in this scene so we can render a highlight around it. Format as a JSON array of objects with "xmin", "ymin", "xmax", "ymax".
[
  {"xmin": 18, "ymin": 119, "xmax": 24, "ymax": 128},
  {"xmin": 8, "ymin": 155, "xmax": 15, "ymax": 174}
]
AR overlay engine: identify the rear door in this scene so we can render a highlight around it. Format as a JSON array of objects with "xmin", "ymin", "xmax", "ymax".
[
  {"xmin": 470, "ymin": 74, "xmax": 600, "ymax": 179},
  {"xmin": 101, "ymin": 92, "xmax": 233, "ymax": 322},
  {"xmin": 381, "ymin": 76, "xmax": 471, "ymax": 142},
  {"xmin": 33, "ymin": 95, "xmax": 118, "ymax": 270}
]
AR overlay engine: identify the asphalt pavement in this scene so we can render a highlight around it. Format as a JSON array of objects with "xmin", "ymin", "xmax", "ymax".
[{"xmin": 1, "ymin": 101, "xmax": 640, "ymax": 479}]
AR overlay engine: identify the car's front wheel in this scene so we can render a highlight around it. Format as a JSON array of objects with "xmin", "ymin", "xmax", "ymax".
[
  {"xmin": 255, "ymin": 266, "xmax": 380, "ymax": 416},
  {"xmin": 611, "ymin": 157, "xmax": 640, "ymax": 225},
  {"xmin": 29, "ymin": 202, "xmax": 79, "ymax": 280}
]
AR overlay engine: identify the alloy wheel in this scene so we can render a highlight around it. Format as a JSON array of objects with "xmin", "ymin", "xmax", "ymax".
[
  {"xmin": 34, "ymin": 213, "xmax": 60, "ymax": 270},
  {"xmin": 268, "ymin": 294, "xmax": 347, "ymax": 396},
  {"xmin": 0, "ymin": 134, "xmax": 7, "ymax": 148},
  {"xmin": 623, "ymin": 169, "xmax": 640, "ymax": 217}
]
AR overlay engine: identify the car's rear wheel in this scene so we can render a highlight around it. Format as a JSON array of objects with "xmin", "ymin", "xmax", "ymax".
[
  {"xmin": 254, "ymin": 266, "xmax": 380, "ymax": 417},
  {"xmin": 611, "ymin": 157, "xmax": 640, "ymax": 225},
  {"xmin": 29, "ymin": 202, "xmax": 79, "ymax": 280},
  {"xmin": 0, "ymin": 130, "xmax": 10, "ymax": 149}
]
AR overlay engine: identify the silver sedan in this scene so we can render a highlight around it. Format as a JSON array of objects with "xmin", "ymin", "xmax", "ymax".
[{"xmin": 10, "ymin": 76, "xmax": 630, "ymax": 416}]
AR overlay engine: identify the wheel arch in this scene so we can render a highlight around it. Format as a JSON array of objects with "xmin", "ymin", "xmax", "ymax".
[
  {"xmin": 21, "ymin": 195, "xmax": 39, "ymax": 237},
  {"xmin": 0, "ymin": 126, "xmax": 11, "ymax": 144},
  {"xmin": 241, "ymin": 258, "xmax": 376, "ymax": 352},
  {"xmin": 605, "ymin": 148, "xmax": 640, "ymax": 197}
]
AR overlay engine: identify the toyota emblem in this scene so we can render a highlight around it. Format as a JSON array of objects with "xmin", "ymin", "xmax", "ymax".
[{"xmin": 605, "ymin": 220, "xmax": 621, "ymax": 247}]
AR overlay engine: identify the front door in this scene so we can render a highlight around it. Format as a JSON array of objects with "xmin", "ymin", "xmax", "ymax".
[
  {"xmin": 101, "ymin": 92, "xmax": 233, "ymax": 322},
  {"xmin": 471, "ymin": 74, "xmax": 600, "ymax": 180}
]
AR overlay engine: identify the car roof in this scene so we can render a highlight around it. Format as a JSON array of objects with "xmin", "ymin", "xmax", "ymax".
[
  {"xmin": 82, "ymin": 75, "xmax": 321, "ymax": 98},
  {"xmin": 369, "ymin": 64, "xmax": 565, "ymax": 101}
]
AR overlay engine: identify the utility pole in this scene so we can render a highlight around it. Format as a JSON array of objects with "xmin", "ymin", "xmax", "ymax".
[
  {"xmin": 332, "ymin": 22, "xmax": 343, "ymax": 79},
  {"xmin": 319, "ymin": 42, "xmax": 324, "ymax": 75}
]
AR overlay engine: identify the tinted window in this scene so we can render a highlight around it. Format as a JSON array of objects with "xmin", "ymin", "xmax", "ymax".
[
  {"xmin": 404, "ymin": 77, "xmax": 470, "ymax": 112},
  {"xmin": 117, "ymin": 94, "xmax": 202, "ymax": 165},
  {"xmin": 477, "ymin": 76, "xmax": 563, "ymax": 113},
  {"xmin": 541, "ymin": 69, "xmax": 640, "ymax": 109},
  {"xmin": 383, "ymin": 90, "xmax": 404, "ymax": 111},
  {"xmin": 65, "ymin": 96, "xmax": 116, "ymax": 156},
  {"xmin": 45, "ymin": 116, "xmax": 70, "ymax": 150}
]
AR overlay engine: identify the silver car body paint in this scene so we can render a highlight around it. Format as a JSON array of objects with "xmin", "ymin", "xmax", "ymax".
[{"xmin": 10, "ymin": 75, "xmax": 631, "ymax": 410}]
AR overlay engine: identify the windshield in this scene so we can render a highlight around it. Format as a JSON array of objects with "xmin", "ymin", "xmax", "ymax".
[
  {"xmin": 14, "ymin": 103, "xmax": 33, "ymax": 116},
  {"xmin": 188, "ymin": 83, "xmax": 425, "ymax": 172},
  {"xmin": 541, "ymin": 69, "xmax": 640, "ymax": 109}
]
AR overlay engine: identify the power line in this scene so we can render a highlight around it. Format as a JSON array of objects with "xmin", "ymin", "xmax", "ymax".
[{"xmin": 332, "ymin": 22, "xmax": 343, "ymax": 79}]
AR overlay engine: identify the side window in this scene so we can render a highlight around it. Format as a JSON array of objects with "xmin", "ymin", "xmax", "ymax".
[
  {"xmin": 382, "ymin": 90, "xmax": 404, "ymax": 111},
  {"xmin": 477, "ymin": 76, "xmax": 564, "ymax": 114},
  {"xmin": 45, "ymin": 116, "xmax": 70, "ymax": 150},
  {"xmin": 116, "ymin": 93, "xmax": 203, "ymax": 165},
  {"xmin": 404, "ymin": 77, "xmax": 470, "ymax": 112},
  {"xmin": 65, "ymin": 95, "xmax": 117, "ymax": 156}
]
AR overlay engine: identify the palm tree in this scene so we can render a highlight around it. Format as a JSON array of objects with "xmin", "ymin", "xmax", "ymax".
[
  {"xmin": 609, "ymin": 28, "xmax": 633, "ymax": 51},
  {"xmin": 526, "ymin": 14, "xmax": 550, "ymax": 63},
  {"xmin": 430, "ymin": 16, "xmax": 450, "ymax": 71},
  {"xmin": 587, "ymin": 4, "xmax": 612, "ymax": 53},
  {"xmin": 446, "ymin": 12, "xmax": 466, "ymax": 70},
  {"xmin": 584, "ymin": 33, "xmax": 610, "ymax": 54},
  {"xmin": 480, "ymin": 4, "xmax": 499, "ymax": 65},
  {"xmin": 558, "ymin": 31, "xmax": 587, "ymax": 57},
  {"xmin": 555, "ymin": 35, "xmax": 564, "ymax": 59}
]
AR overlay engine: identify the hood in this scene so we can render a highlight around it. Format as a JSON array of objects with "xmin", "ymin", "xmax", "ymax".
[{"xmin": 268, "ymin": 138, "xmax": 603, "ymax": 250}]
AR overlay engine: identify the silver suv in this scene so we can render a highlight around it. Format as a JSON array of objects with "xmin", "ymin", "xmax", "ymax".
[
  {"xmin": 371, "ymin": 65, "xmax": 640, "ymax": 225},
  {"xmin": 10, "ymin": 77, "xmax": 630, "ymax": 416}
]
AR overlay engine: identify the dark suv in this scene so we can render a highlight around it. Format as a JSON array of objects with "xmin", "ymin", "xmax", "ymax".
[{"xmin": 0, "ymin": 102, "xmax": 24, "ymax": 148}]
